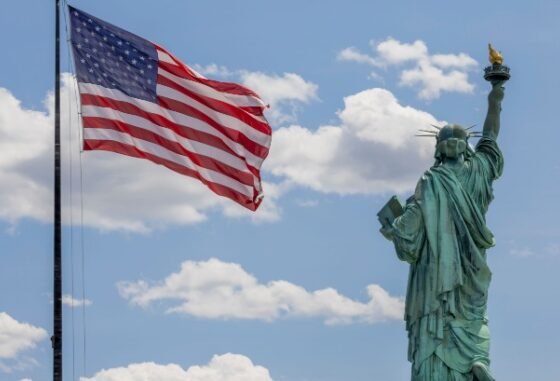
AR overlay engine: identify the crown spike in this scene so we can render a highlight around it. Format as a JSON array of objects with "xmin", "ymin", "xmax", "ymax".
[{"xmin": 417, "ymin": 129, "xmax": 438, "ymax": 134}]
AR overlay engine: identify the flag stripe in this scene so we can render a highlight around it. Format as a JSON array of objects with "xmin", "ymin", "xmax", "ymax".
[
  {"xmin": 83, "ymin": 128, "xmax": 254, "ymax": 197},
  {"xmin": 84, "ymin": 139, "xmax": 258, "ymax": 210},
  {"xmin": 81, "ymin": 104, "xmax": 255, "ymax": 173},
  {"xmin": 158, "ymin": 66, "xmax": 266, "ymax": 110},
  {"xmin": 155, "ymin": 46, "xmax": 263, "ymax": 98},
  {"xmin": 157, "ymin": 73, "xmax": 269, "ymax": 124},
  {"xmin": 157, "ymin": 96, "xmax": 270, "ymax": 159},
  {"xmin": 81, "ymin": 94, "xmax": 259, "ymax": 168},
  {"xmin": 81, "ymin": 115, "xmax": 256, "ymax": 187},
  {"xmin": 81, "ymin": 104, "xmax": 256, "ymax": 174},
  {"xmin": 79, "ymin": 84, "xmax": 269, "ymax": 163},
  {"xmin": 157, "ymin": 75, "xmax": 271, "ymax": 136}
]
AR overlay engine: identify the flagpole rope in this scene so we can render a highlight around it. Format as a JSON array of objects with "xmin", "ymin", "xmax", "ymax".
[
  {"xmin": 78, "ymin": 132, "xmax": 88, "ymax": 379},
  {"xmin": 61, "ymin": 4, "xmax": 76, "ymax": 380}
]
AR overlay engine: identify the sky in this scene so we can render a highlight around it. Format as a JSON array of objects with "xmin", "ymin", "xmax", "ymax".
[{"xmin": 1, "ymin": 0, "xmax": 559, "ymax": 380}]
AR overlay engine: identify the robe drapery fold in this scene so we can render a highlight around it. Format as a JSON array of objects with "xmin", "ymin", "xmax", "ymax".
[{"xmin": 391, "ymin": 138, "xmax": 503, "ymax": 380}]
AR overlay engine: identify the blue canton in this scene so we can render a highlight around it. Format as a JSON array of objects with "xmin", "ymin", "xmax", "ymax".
[{"xmin": 69, "ymin": 6, "xmax": 158, "ymax": 103}]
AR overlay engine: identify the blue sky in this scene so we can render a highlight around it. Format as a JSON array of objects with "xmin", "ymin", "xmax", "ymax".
[{"xmin": 1, "ymin": 1, "xmax": 559, "ymax": 380}]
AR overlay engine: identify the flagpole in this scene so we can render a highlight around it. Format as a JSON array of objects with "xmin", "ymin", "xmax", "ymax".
[{"xmin": 53, "ymin": 0, "xmax": 63, "ymax": 380}]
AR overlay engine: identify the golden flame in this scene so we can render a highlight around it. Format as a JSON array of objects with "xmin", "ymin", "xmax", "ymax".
[{"xmin": 488, "ymin": 43, "xmax": 503, "ymax": 65}]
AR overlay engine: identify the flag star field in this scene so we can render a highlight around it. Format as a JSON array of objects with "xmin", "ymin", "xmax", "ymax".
[{"xmin": 70, "ymin": 7, "xmax": 158, "ymax": 102}]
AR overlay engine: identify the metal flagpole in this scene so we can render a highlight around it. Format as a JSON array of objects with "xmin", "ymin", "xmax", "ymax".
[{"xmin": 53, "ymin": 0, "xmax": 63, "ymax": 380}]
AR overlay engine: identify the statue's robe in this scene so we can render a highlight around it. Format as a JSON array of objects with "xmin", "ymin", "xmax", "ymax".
[{"xmin": 392, "ymin": 138, "xmax": 503, "ymax": 381}]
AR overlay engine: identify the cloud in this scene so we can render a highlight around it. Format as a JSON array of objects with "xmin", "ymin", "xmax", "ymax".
[
  {"xmin": 61, "ymin": 294, "xmax": 92, "ymax": 308},
  {"xmin": 219, "ymin": 181, "xmax": 291, "ymax": 223},
  {"xmin": 0, "ymin": 313, "xmax": 47, "ymax": 373},
  {"xmin": 400, "ymin": 61, "xmax": 475, "ymax": 100},
  {"xmin": 80, "ymin": 353, "xmax": 273, "ymax": 381},
  {"xmin": 265, "ymin": 88, "xmax": 441, "ymax": 195},
  {"xmin": 0, "ymin": 88, "xmax": 52, "ymax": 225},
  {"xmin": 375, "ymin": 38, "xmax": 428, "ymax": 64},
  {"xmin": 509, "ymin": 243, "xmax": 560, "ymax": 259},
  {"xmin": 509, "ymin": 248, "xmax": 535, "ymax": 258},
  {"xmin": 241, "ymin": 72, "xmax": 318, "ymax": 107},
  {"xmin": 191, "ymin": 63, "xmax": 235, "ymax": 78},
  {"xmin": 240, "ymin": 71, "xmax": 318, "ymax": 125},
  {"xmin": 430, "ymin": 53, "xmax": 478, "ymax": 69},
  {"xmin": 338, "ymin": 38, "xmax": 478, "ymax": 99},
  {"xmin": 118, "ymin": 258, "xmax": 403, "ymax": 325},
  {"xmin": 0, "ymin": 75, "xmax": 283, "ymax": 232},
  {"xmin": 294, "ymin": 199, "xmax": 319, "ymax": 208},
  {"xmin": 337, "ymin": 47, "xmax": 379, "ymax": 66}
]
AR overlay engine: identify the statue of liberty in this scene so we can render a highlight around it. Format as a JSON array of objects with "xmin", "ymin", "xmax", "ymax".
[{"xmin": 378, "ymin": 45, "xmax": 509, "ymax": 381}]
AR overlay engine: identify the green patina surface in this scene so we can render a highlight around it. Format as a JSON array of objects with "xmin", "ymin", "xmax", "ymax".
[{"xmin": 380, "ymin": 81, "xmax": 505, "ymax": 381}]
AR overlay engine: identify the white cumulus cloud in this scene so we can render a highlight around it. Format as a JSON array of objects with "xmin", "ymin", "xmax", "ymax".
[
  {"xmin": 61, "ymin": 294, "xmax": 92, "ymax": 308},
  {"xmin": 265, "ymin": 88, "xmax": 441, "ymax": 195},
  {"xmin": 80, "ymin": 353, "xmax": 273, "ymax": 381},
  {"xmin": 338, "ymin": 38, "xmax": 478, "ymax": 99},
  {"xmin": 376, "ymin": 38, "xmax": 428, "ymax": 64},
  {"xmin": 337, "ymin": 47, "xmax": 379, "ymax": 66},
  {"xmin": 241, "ymin": 71, "xmax": 318, "ymax": 125},
  {"xmin": 0, "ymin": 88, "xmax": 52, "ymax": 225},
  {"xmin": 118, "ymin": 258, "xmax": 403, "ymax": 325},
  {"xmin": 0, "ymin": 312, "xmax": 47, "ymax": 373}
]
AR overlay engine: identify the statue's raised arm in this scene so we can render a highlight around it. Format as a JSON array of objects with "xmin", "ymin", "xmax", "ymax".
[
  {"xmin": 482, "ymin": 82, "xmax": 505, "ymax": 140},
  {"xmin": 482, "ymin": 44, "xmax": 511, "ymax": 140}
]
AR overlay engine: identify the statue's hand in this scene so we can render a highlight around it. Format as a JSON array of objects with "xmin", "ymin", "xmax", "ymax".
[
  {"xmin": 379, "ymin": 225, "xmax": 395, "ymax": 241},
  {"xmin": 489, "ymin": 81, "xmax": 505, "ymax": 103}
]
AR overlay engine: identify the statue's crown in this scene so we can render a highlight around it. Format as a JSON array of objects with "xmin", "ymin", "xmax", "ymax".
[{"xmin": 416, "ymin": 124, "xmax": 482, "ymax": 140}]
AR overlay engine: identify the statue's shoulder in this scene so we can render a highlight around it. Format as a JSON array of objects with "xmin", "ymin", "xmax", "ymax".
[
  {"xmin": 415, "ymin": 171, "xmax": 432, "ymax": 201},
  {"xmin": 415, "ymin": 166, "xmax": 449, "ymax": 201},
  {"xmin": 419, "ymin": 167, "xmax": 439, "ymax": 183}
]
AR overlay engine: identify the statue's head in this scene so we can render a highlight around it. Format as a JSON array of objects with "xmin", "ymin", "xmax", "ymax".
[
  {"xmin": 434, "ymin": 124, "xmax": 469, "ymax": 160},
  {"xmin": 417, "ymin": 123, "xmax": 482, "ymax": 165}
]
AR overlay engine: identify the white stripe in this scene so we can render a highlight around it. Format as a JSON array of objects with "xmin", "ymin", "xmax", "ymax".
[
  {"xmin": 81, "ymin": 105, "xmax": 253, "ymax": 173},
  {"xmin": 156, "ymin": 50, "xmax": 208, "ymax": 79},
  {"xmin": 157, "ymin": 84, "xmax": 270, "ymax": 147},
  {"xmin": 242, "ymin": 110, "xmax": 268, "ymax": 124},
  {"xmin": 157, "ymin": 50, "xmax": 175, "ymax": 65},
  {"xmin": 158, "ymin": 67, "xmax": 266, "ymax": 108},
  {"xmin": 78, "ymin": 83, "xmax": 266, "ymax": 168},
  {"xmin": 83, "ymin": 128, "xmax": 253, "ymax": 197}
]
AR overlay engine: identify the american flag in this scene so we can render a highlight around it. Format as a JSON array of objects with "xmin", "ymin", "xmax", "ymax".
[{"xmin": 68, "ymin": 6, "xmax": 271, "ymax": 211}]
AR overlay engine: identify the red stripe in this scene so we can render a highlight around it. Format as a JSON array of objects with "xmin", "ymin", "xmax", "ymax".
[
  {"xmin": 80, "ymin": 93, "xmax": 269, "ymax": 161},
  {"xmin": 84, "ymin": 139, "xmax": 260, "ymax": 211},
  {"xmin": 158, "ymin": 96, "xmax": 270, "ymax": 159},
  {"xmin": 82, "ymin": 117, "xmax": 256, "ymax": 187},
  {"xmin": 158, "ymin": 74, "xmax": 272, "ymax": 135},
  {"xmin": 156, "ymin": 45, "xmax": 263, "ymax": 99},
  {"xmin": 240, "ymin": 106, "xmax": 266, "ymax": 117}
]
